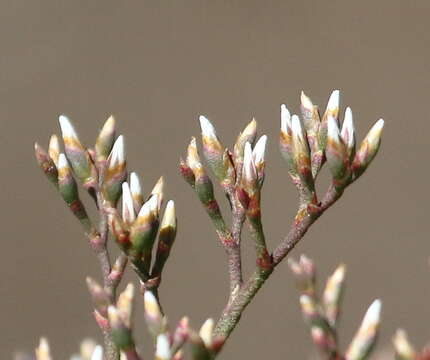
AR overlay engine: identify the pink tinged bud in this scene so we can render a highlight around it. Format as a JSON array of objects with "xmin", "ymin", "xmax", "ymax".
[
  {"xmin": 34, "ymin": 142, "xmax": 58, "ymax": 186},
  {"xmin": 130, "ymin": 172, "xmax": 144, "ymax": 213},
  {"xmin": 323, "ymin": 264, "xmax": 346, "ymax": 327},
  {"xmin": 95, "ymin": 115, "xmax": 116, "ymax": 163},
  {"xmin": 59, "ymin": 115, "xmax": 96, "ymax": 186},
  {"xmin": 122, "ymin": 182, "xmax": 136, "ymax": 225},
  {"xmin": 234, "ymin": 118, "xmax": 257, "ymax": 162},
  {"xmin": 199, "ymin": 318, "xmax": 214, "ymax": 348},
  {"xmin": 345, "ymin": 299, "xmax": 382, "ymax": 360},
  {"xmin": 35, "ymin": 337, "xmax": 52, "ymax": 360},
  {"xmin": 156, "ymin": 334, "xmax": 172, "ymax": 360},
  {"xmin": 104, "ymin": 135, "xmax": 127, "ymax": 205},
  {"xmin": 179, "ymin": 157, "xmax": 195, "ymax": 187},
  {"xmin": 393, "ymin": 329, "xmax": 416, "ymax": 360},
  {"xmin": 86, "ymin": 277, "xmax": 110, "ymax": 316},
  {"xmin": 172, "ymin": 317, "xmax": 189, "ymax": 352},
  {"xmin": 351, "ymin": 119, "xmax": 384, "ymax": 180},
  {"xmin": 48, "ymin": 134, "xmax": 60, "ymax": 168},
  {"xmin": 90, "ymin": 346, "xmax": 103, "ymax": 360},
  {"xmin": 326, "ymin": 115, "xmax": 348, "ymax": 182}
]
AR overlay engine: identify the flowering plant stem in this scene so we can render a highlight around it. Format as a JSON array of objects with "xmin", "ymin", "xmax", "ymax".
[{"xmin": 213, "ymin": 185, "xmax": 341, "ymax": 339}]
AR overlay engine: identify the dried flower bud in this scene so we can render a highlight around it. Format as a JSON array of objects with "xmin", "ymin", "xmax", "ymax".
[
  {"xmin": 144, "ymin": 291, "xmax": 163, "ymax": 336},
  {"xmin": 130, "ymin": 172, "xmax": 144, "ymax": 213},
  {"xmin": 345, "ymin": 299, "xmax": 382, "ymax": 360},
  {"xmin": 95, "ymin": 115, "xmax": 116, "ymax": 163},
  {"xmin": 48, "ymin": 134, "xmax": 60, "ymax": 167},
  {"xmin": 323, "ymin": 264, "xmax": 346, "ymax": 327},
  {"xmin": 351, "ymin": 119, "xmax": 384, "ymax": 181},
  {"xmin": 122, "ymin": 182, "xmax": 136, "ymax": 225},
  {"xmin": 108, "ymin": 305, "xmax": 135, "ymax": 350},
  {"xmin": 35, "ymin": 338, "xmax": 52, "ymax": 360},
  {"xmin": 234, "ymin": 118, "xmax": 257, "ymax": 164},
  {"xmin": 152, "ymin": 200, "xmax": 177, "ymax": 277},
  {"xmin": 59, "ymin": 115, "xmax": 97, "ymax": 188},
  {"xmin": 155, "ymin": 334, "xmax": 172, "ymax": 360},
  {"xmin": 34, "ymin": 143, "xmax": 58, "ymax": 187},
  {"xmin": 393, "ymin": 329, "xmax": 416, "ymax": 360},
  {"xmin": 104, "ymin": 135, "xmax": 127, "ymax": 205},
  {"xmin": 341, "ymin": 107, "xmax": 356, "ymax": 162}
]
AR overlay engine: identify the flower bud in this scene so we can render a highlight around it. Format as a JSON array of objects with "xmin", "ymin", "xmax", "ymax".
[
  {"xmin": 279, "ymin": 105, "xmax": 296, "ymax": 174},
  {"xmin": 58, "ymin": 153, "xmax": 91, "ymax": 232},
  {"xmin": 341, "ymin": 107, "xmax": 356, "ymax": 162},
  {"xmin": 319, "ymin": 90, "xmax": 340, "ymax": 152},
  {"xmin": 86, "ymin": 277, "xmax": 109, "ymax": 317},
  {"xmin": 323, "ymin": 264, "xmax": 346, "ymax": 327},
  {"xmin": 252, "ymin": 135, "xmax": 267, "ymax": 186},
  {"xmin": 129, "ymin": 172, "xmax": 144, "ymax": 213},
  {"xmin": 90, "ymin": 346, "xmax": 103, "ymax": 360},
  {"xmin": 103, "ymin": 135, "xmax": 127, "ymax": 205},
  {"xmin": 233, "ymin": 118, "xmax": 257, "ymax": 164},
  {"xmin": 48, "ymin": 134, "xmax": 60, "ymax": 167},
  {"xmin": 351, "ymin": 119, "xmax": 384, "ymax": 181},
  {"xmin": 108, "ymin": 306, "xmax": 135, "ymax": 350},
  {"xmin": 199, "ymin": 318, "xmax": 214, "ymax": 348},
  {"xmin": 144, "ymin": 291, "xmax": 163, "ymax": 336},
  {"xmin": 117, "ymin": 283, "xmax": 135, "ymax": 328},
  {"xmin": 150, "ymin": 176, "xmax": 164, "ymax": 211},
  {"xmin": 34, "ymin": 143, "xmax": 58, "ymax": 187},
  {"xmin": 179, "ymin": 157, "xmax": 195, "ymax": 187},
  {"xmin": 155, "ymin": 334, "xmax": 172, "ymax": 360},
  {"xmin": 59, "ymin": 115, "xmax": 97, "ymax": 188},
  {"xmin": 95, "ymin": 115, "xmax": 116, "ymax": 163},
  {"xmin": 326, "ymin": 115, "xmax": 348, "ymax": 185},
  {"xmin": 241, "ymin": 142, "xmax": 258, "ymax": 198},
  {"xmin": 199, "ymin": 115, "xmax": 226, "ymax": 181},
  {"xmin": 35, "ymin": 338, "xmax": 52, "ymax": 360},
  {"xmin": 393, "ymin": 329, "xmax": 416, "ymax": 360},
  {"xmin": 122, "ymin": 182, "xmax": 136, "ymax": 225},
  {"xmin": 152, "ymin": 200, "xmax": 177, "ymax": 277},
  {"xmin": 345, "ymin": 299, "xmax": 382, "ymax": 360}
]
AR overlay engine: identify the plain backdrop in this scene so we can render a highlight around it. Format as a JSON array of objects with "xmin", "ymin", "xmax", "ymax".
[{"xmin": 1, "ymin": 1, "xmax": 429, "ymax": 359}]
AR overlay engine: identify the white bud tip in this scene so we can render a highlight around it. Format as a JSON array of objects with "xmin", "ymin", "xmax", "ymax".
[
  {"xmin": 110, "ymin": 135, "xmax": 125, "ymax": 166},
  {"xmin": 91, "ymin": 345, "xmax": 103, "ymax": 360},
  {"xmin": 342, "ymin": 107, "xmax": 354, "ymax": 132},
  {"xmin": 122, "ymin": 182, "xmax": 135, "ymax": 222},
  {"xmin": 59, "ymin": 115, "xmax": 78, "ymax": 139},
  {"xmin": 199, "ymin": 115, "xmax": 217, "ymax": 139},
  {"xmin": 130, "ymin": 172, "xmax": 142, "ymax": 195},
  {"xmin": 373, "ymin": 119, "xmax": 385, "ymax": 132},
  {"xmin": 327, "ymin": 115, "xmax": 341, "ymax": 141},
  {"xmin": 291, "ymin": 115, "xmax": 303, "ymax": 137},
  {"xmin": 58, "ymin": 153, "xmax": 68, "ymax": 169},
  {"xmin": 327, "ymin": 90, "xmax": 340, "ymax": 111},
  {"xmin": 243, "ymin": 142, "xmax": 256, "ymax": 180},
  {"xmin": 362, "ymin": 299, "xmax": 382, "ymax": 328},
  {"xmin": 332, "ymin": 264, "xmax": 346, "ymax": 282},
  {"xmin": 252, "ymin": 135, "xmax": 267, "ymax": 165},
  {"xmin": 280, "ymin": 104, "xmax": 291, "ymax": 132},
  {"xmin": 300, "ymin": 91, "xmax": 313, "ymax": 109},
  {"xmin": 156, "ymin": 334, "xmax": 171, "ymax": 360},
  {"xmin": 148, "ymin": 194, "xmax": 159, "ymax": 213},
  {"xmin": 199, "ymin": 318, "xmax": 214, "ymax": 347},
  {"xmin": 162, "ymin": 200, "xmax": 176, "ymax": 227},
  {"xmin": 144, "ymin": 291, "xmax": 160, "ymax": 314}
]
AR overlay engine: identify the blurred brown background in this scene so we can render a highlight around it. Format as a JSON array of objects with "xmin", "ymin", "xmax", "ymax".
[{"xmin": 1, "ymin": 1, "xmax": 429, "ymax": 358}]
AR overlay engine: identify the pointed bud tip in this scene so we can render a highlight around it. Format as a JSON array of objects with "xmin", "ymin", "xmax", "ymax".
[
  {"xmin": 327, "ymin": 89, "xmax": 340, "ymax": 111},
  {"xmin": 156, "ymin": 334, "xmax": 171, "ymax": 359},
  {"xmin": 59, "ymin": 114, "xmax": 78, "ymax": 138},
  {"xmin": 199, "ymin": 115, "xmax": 217, "ymax": 138}
]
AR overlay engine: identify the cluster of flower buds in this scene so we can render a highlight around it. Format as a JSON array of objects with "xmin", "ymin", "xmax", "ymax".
[
  {"xmin": 281, "ymin": 90, "xmax": 385, "ymax": 199},
  {"xmin": 289, "ymin": 255, "xmax": 382, "ymax": 360},
  {"xmin": 143, "ymin": 290, "xmax": 225, "ymax": 360}
]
